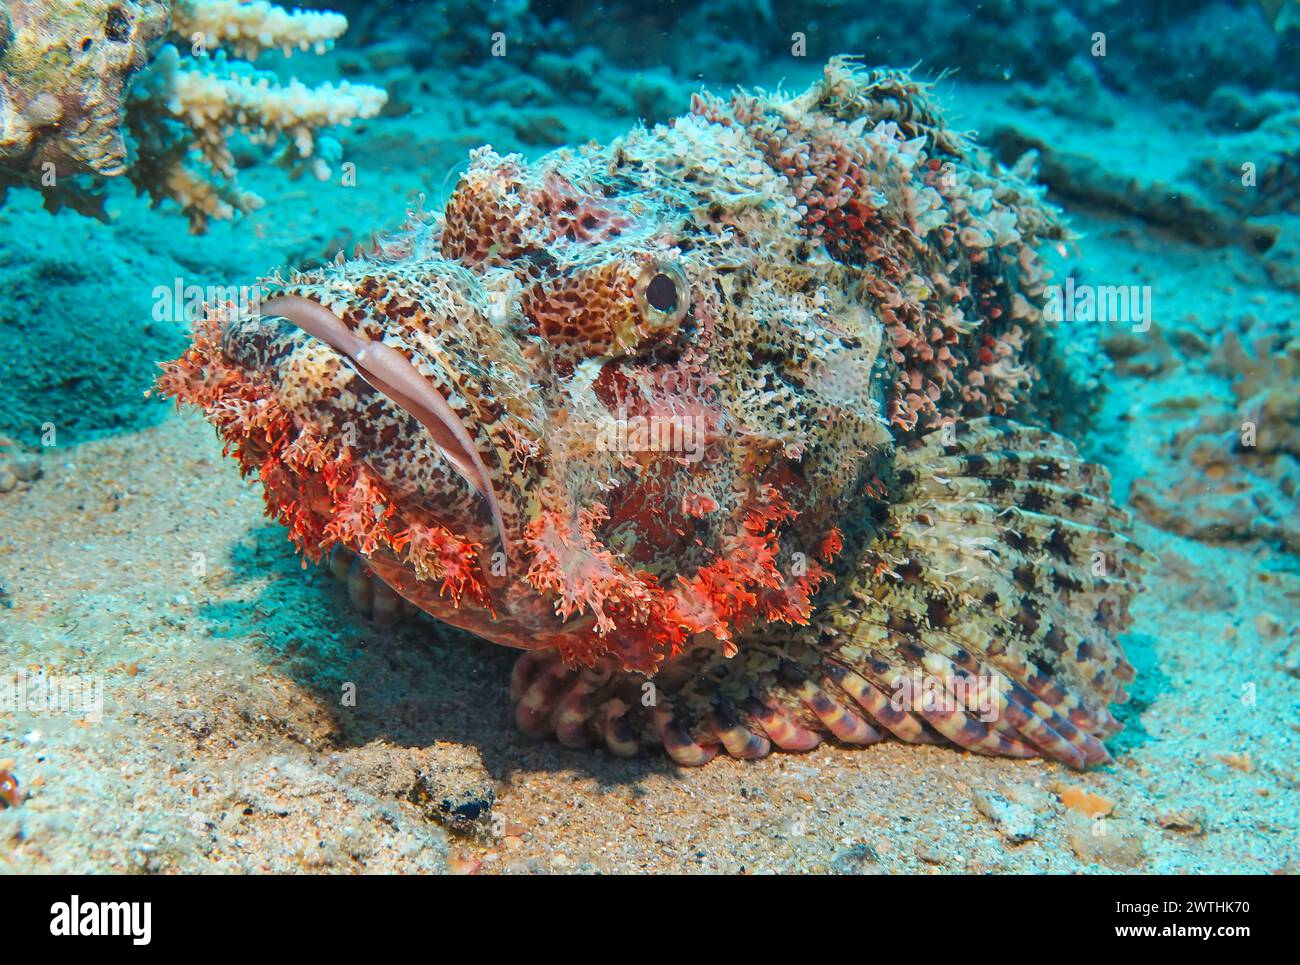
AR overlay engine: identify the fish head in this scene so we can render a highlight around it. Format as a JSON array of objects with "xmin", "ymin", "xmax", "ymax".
[{"xmin": 161, "ymin": 136, "xmax": 891, "ymax": 672}]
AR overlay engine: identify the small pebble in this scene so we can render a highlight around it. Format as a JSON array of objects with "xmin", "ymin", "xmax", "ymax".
[
  {"xmin": 973, "ymin": 789, "xmax": 1037, "ymax": 843},
  {"xmin": 914, "ymin": 840, "xmax": 945, "ymax": 865},
  {"xmin": 1156, "ymin": 808, "xmax": 1207, "ymax": 835},
  {"xmin": 829, "ymin": 843, "xmax": 884, "ymax": 875},
  {"xmin": 1066, "ymin": 813, "xmax": 1147, "ymax": 869},
  {"xmin": 1059, "ymin": 785, "xmax": 1114, "ymax": 817},
  {"xmin": 10, "ymin": 456, "xmax": 41, "ymax": 482},
  {"xmin": 1215, "ymin": 751, "xmax": 1254, "ymax": 773},
  {"xmin": 1255, "ymin": 613, "xmax": 1284, "ymax": 639}
]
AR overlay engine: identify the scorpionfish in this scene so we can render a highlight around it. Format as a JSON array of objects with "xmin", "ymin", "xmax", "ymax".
[{"xmin": 160, "ymin": 59, "xmax": 1145, "ymax": 768}]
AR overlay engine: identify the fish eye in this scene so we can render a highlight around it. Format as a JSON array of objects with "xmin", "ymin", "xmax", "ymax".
[
  {"xmin": 646, "ymin": 273, "xmax": 677, "ymax": 312},
  {"xmin": 634, "ymin": 260, "xmax": 688, "ymax": 331}
]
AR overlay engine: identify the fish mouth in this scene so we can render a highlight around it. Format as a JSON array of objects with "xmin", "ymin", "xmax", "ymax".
[
  {"xmin": 259, "ymin": 294, "xmax": 514, "ymax": 572},
  {"xmin": 362, "ymin": 549, "xmax": 594, "ymax": 651}
]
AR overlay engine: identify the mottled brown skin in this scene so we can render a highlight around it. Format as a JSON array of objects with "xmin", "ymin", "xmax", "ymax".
[{"xmin": 162, "ymin": 59, "xmax": 1143, "ymax": 768}]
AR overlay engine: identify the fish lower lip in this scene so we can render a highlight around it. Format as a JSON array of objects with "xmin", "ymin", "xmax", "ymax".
[{"xmin": 259, "ymin": 294, "xmax": 513, "ymax": 571}]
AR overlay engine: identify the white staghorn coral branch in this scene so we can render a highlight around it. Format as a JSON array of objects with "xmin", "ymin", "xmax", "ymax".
[
  {"xmin": 123, "ymin": 1, "xmax": 386, "ymax": 232},
  {"xmin": 162, "ymin": 55, "xmax": 386, "ymax": 174},
  {"xmin": 170, "ymin": 0, "xmax": 348, "ymax": 59}
]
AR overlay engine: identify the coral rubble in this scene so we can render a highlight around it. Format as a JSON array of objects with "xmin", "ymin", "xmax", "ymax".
[{"xmin": 1131, "ymin": 317, "xmax": 1300, "ymax": 552}]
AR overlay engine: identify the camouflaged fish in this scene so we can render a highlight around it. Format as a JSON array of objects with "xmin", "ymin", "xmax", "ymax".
[{"xmin": 159, "ymin": 58, "xmax": 1145, "ymax": 768}]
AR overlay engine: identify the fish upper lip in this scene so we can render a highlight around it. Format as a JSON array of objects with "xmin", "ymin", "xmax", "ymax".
[
  {"xmin": 259, "ymin": 294, "xmax": 514, "ymax": 572},
  {"xmin": 249, "ymin": 296, "xmax": 588, "ymax": 640}
]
